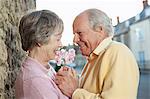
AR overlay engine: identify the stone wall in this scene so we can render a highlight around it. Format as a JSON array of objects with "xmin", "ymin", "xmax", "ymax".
[{"xmin": 0, "ymin": 0, "xmax": 36, "ymax": 99}]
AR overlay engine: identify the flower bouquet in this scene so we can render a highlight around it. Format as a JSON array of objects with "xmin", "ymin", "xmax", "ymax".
[{"xmin": 54, "ymin": 47, "xmax": 76, "ymax": 72}]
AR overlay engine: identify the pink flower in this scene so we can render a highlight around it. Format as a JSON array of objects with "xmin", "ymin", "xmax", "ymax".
[{"xmin": 55, "ymin": 48, "xmax": 76, "ymax": 70}]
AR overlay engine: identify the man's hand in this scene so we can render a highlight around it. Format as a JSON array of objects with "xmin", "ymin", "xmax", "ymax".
[{"xmin": 55, "ymin": 67, "xmax": 79, "ymax": 98}]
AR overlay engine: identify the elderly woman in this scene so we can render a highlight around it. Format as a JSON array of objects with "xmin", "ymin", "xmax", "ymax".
[{"xmin": 15, "ymin": 10, "xmax": 68, "ymax": 99}]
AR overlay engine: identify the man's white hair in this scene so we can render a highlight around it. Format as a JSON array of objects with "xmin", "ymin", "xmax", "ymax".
[{"xmin": 86, "ymin": 8, "xmax": 114, "ymax": 36}]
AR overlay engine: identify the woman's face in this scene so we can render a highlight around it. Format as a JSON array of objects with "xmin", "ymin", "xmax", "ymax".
[{"xmin": 42, "ymin": 32, "xmax": 62, "ymax": 61}]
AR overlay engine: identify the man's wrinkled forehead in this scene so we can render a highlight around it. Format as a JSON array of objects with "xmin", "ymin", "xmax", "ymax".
[{"xmin": 73, "ymin": 13, "xmax": 88, "ymax": 28}]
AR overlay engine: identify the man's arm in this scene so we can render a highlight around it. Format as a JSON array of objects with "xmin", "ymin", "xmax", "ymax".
[
  {"xmin": 72, "ymin": 88, "xmax": 102, "ymax": 99},
  {"xmin": 55, "ymin": 44, "xmax": 139, "ymax": 99}
]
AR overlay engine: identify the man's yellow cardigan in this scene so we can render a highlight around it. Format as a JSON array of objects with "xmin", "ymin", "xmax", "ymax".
[{"xmin": 72, "ymin": 37, "xmax": 139, "ymax": 99}]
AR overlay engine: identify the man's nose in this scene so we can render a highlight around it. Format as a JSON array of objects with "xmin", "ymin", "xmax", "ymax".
[{"xmin": 73, "ymin": 34, "xmax": 80, "ymax": 43}]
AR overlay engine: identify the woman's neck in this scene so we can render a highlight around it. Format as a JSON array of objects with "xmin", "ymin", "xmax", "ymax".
[{"xmin": 28, "ymin": 48, "xmax": 49, "ymax": 68}]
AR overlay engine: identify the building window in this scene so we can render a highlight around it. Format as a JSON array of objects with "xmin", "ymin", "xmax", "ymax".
[
  {"xmin": 135, "ymin": 14, "xmax": 140, "ymax": 21},
  {"xmin": 120, "ymin": 35, "xmax": 124, "ymax": 44},
  {"xmin": 145, "ymin": 8, "xmax": 150, "ymax": 17},
  {"xmin": 135, "ymin": 28, "xmax": 144, "ymax": 41},
  {"xmin": 125, "ymin": 21, "xmax": 129, "ymax": 27},
  {"xmin": 138, "ymin": 51, "xmax": 145, "ymax": 68}
]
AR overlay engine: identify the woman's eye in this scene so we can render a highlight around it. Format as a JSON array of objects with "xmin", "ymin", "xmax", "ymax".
[{"xmin": 57, "ymin": 39, "xmax": 61, "ymax": 41}]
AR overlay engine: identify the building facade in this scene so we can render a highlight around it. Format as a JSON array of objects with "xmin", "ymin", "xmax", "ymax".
[{"xmin": 114, "ymin": 0, "xmax": 150, "ymax": 69}]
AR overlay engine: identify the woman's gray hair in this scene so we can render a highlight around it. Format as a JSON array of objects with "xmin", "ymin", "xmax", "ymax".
[
  {"xmin": 19, "ymin": 10, "xmax": 63, "ymax": 51},
  {"xmin": 86, "ymin": 9, "xmax": 114, "ymax": 36}
]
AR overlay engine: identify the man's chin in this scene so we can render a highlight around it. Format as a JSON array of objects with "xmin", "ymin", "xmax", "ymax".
[
  {"xmin": 80, "ymin": 48, "xmax": 91, "ymax": 56},
  {"xmin": 80, "ymin": 49, "xmax": 87, "ymax": 56}
]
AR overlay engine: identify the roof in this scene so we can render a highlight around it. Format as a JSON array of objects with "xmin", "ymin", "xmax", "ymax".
[{"xmin": 114, "ymin": 4, "xmax": 150, "ymax": 35}]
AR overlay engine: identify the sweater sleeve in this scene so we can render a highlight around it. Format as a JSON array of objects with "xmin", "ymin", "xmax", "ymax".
[
  {"xmin": 29, "ymin": 77, "xmax": 68, "ymax": 99},
  {"xmin": 72, "ymin": 88, "xmax": 102, "ymax": 99}
]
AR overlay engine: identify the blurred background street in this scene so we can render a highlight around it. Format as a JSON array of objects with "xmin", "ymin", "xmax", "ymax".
[{"xmin": 138, "ymin": 69, "xmax": 150, "ymax": 99}]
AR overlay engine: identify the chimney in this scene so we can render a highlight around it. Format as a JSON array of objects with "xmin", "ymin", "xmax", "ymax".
[
  {"xmin": 143, "ymin": 0, "xmax": 148, "ymax": 9},
  {"xmin": 117, "ymin": 16, "xmax": 120, "ymax": 24}
]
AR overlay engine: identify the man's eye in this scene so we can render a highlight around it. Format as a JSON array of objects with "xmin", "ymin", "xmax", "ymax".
[
  {"xmin": 77, "ymin": 32, "xmax": 82, "ymax": 36},
  {"xmin": 77, "ymin": 32, "xmax": 81, "ymax": 34}
]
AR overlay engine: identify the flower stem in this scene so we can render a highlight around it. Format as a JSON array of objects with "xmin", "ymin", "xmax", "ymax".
[{"xmin": 55, "ymin": 66, "xmax": 61, "ymax": 72}]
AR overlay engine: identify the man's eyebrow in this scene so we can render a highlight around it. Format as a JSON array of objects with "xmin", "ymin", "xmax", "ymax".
[{"xmin": 75, "ymin": 32, "xmax": 81, "ymax": 34}]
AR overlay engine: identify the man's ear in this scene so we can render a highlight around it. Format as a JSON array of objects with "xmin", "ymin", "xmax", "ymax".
[
  {"xmin": 95, "ymin": 25, "xmax": 103, "ymax": 33},
  {"xmin": 95, "ymin": 26, "xmax": 108, "ymax": 37}
]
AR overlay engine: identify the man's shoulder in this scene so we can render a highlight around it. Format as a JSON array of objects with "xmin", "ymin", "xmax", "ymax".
[
  {"xmin": 105, "ymin": 41, "xmax": 133, "ymax": 56},
  {"xmin": 108, "ymin": 41, "xmax": 129, "ymax": 50},
  {"xmin": 95, "ymin": 41, "xmax": 133, "ymax": 59}
]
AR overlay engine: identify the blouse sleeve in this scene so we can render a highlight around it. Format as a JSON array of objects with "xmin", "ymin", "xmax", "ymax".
[{"xmin": 29, "ymin": 77, "xmax": 60, "ymax": 99}]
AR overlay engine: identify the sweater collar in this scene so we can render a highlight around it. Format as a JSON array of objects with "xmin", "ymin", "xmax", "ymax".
[{"xmin": 93, "ymin": 36, "xmax": 113, "ymax": 55}]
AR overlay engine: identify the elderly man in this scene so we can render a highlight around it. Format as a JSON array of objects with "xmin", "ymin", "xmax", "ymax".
[{"xmin": 55, "ymin": 8, "xmax": 139, "ymax": 99}]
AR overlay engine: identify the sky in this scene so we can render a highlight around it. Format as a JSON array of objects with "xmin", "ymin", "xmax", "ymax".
[{"xmin": 36, "ymin": 0, "xmax": 147, "ymax": 45}]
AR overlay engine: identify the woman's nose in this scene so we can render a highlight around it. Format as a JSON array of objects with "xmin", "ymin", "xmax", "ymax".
[{"xmin": 58, "ymin": 41, "xmax": 63, "ymax": 48}]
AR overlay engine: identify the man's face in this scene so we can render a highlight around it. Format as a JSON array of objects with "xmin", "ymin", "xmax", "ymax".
[{"xmin": 73, "ymin": 14, "xmax": 103, "ymax": 56}]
